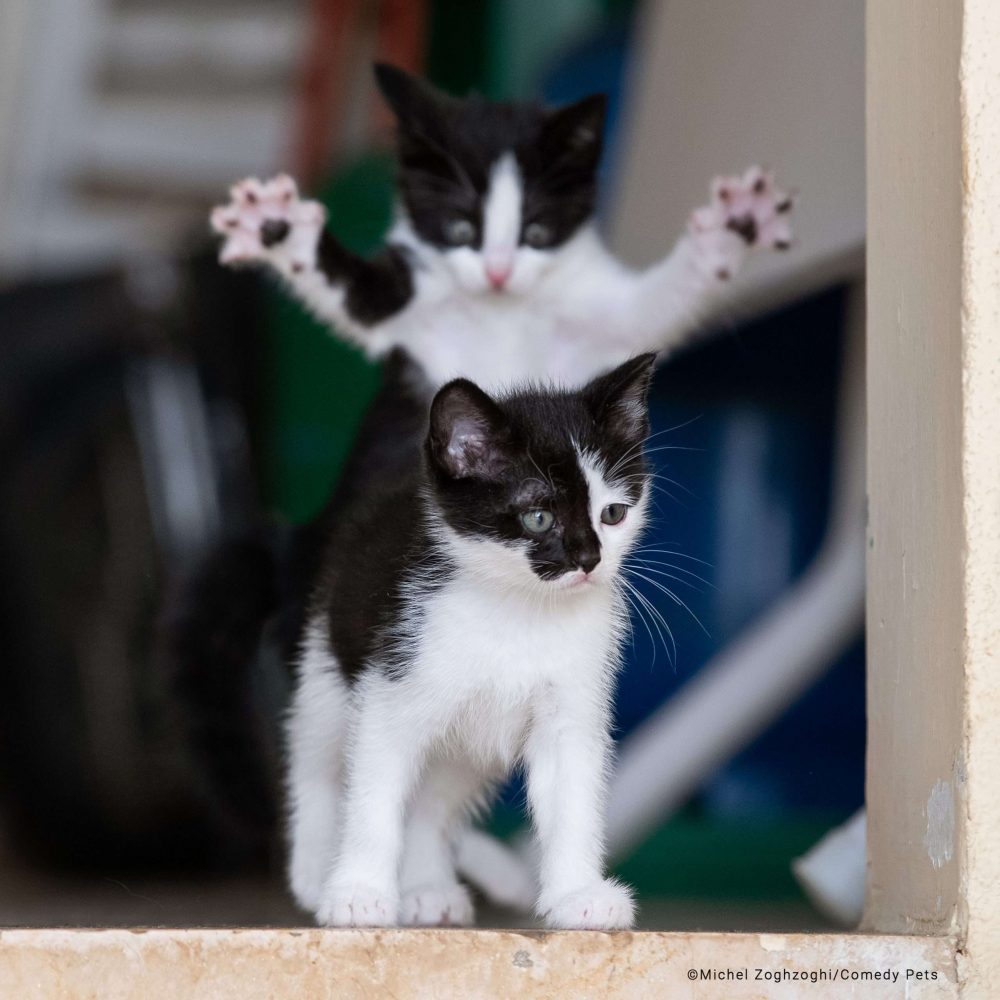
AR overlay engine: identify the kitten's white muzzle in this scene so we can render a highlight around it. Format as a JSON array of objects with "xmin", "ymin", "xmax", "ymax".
[{"xmin": 556, "ymin": 568, "xmax": 596, "ymax": 590}]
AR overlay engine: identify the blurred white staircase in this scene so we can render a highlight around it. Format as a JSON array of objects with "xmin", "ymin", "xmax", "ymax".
[{"xmin": 0, "ymin": 0, "xmax": 305, "ymax": 280}]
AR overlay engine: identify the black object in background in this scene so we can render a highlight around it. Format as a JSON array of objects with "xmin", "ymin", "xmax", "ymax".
[{"xmin": 0, "ymin": 253, "xmax": 274, "ymax": 871}]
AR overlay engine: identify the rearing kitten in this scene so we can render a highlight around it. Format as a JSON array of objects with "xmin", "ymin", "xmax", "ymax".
[
  {"xmin": 193, "ymin": 65, "xmax": 793, "ymax": 918},
  {"xmin": 211, "ymin": 64, "xmax": 793, "ymax": 393},
  {"xmin": 288, "ymin": 355, "xmax": 656, "ymax": 929}
]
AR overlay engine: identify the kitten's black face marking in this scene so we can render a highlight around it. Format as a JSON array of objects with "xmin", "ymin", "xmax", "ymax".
[
  {"xmin": 427, "ymin": 355, "xmax": 656, "ymax": 582},
  {"xmin": 374, "ymin": 63, "xmax": 606, "ymax": 254}
]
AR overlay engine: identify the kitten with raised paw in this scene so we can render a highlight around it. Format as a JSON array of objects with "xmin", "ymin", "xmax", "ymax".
[
  {"xmin": 196, "ymin": 64, "xmax": 796, "ymax": 921},
  {"xmin": 286, "ymin": 354, "xmax": 658, "ymax": 930},
  {"xmin": 211, "ymin": 63, "xmax": 794, "ymax": 392}
]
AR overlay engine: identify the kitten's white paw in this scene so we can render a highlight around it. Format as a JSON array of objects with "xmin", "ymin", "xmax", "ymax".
[
  {"xmin": 688, "ymin": 166, "xmax": 794, "ymax": 281},
  {"xmin": 315, "ymin": 884, "xmax": 399, "ymax": 927},
  {"xmin": 541, "ymin": 879, "xmax": 636, "ymax": 930},
  {"xmin": 210, "ymin": 174, "xmax": 325, "ymax": 270},
  {"xmin": 400, "ymin": 883, "xmax": 475, "ymax": 927},
  {"xmin": 288, "ymin": 848, "xmax": 331, "ymax": 915}
]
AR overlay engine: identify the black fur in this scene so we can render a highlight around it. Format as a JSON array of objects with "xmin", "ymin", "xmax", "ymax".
[
  {"xmin": 427, "ymin": 354, "xmax": 654, "ymax": 581},
  {"xmin": 176, "ymin": 64, "xmax": 613, "ymax": 823},
  {"xmin": 315, "ymin": 234, "xmax": 415, "ymax": 327},
  {"xmin": 309, "ymin": 355, "xmax": 655, "ymax": 684},
  {"xmin": 165, "ymin": 350, "xmax": 433, "ymax": 828},
  {"xmin": 262, "ymin": 64, "xmax": 606, "ymax": 328},
  {"xmin": 374, "ymin": 63, "xmax": 606, "ymax": 253},
  {"xmin": 164, "ymin": 534, "xmax": 282, "ymax": 830},
  {"xmin": 318, "ymin": 477, "xmax": 451, "ymax": 682}
]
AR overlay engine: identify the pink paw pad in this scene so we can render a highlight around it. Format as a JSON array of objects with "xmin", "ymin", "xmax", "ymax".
[
  {"xmin": 210, "ymin": 174, "xmax": 324, "ymax": 268},
  {"xmin": 689, "ymin": 166, "xmax": 795, "ymax": 280}
]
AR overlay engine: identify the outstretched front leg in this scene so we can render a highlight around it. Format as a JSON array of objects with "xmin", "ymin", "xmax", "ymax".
[
  {"xmin": 609, "ymin": 166, "xmax": 794, "ymax": 358},
  {"xmin": 210, "ymin": 175, "xmax": 414, "ymax": 348}
]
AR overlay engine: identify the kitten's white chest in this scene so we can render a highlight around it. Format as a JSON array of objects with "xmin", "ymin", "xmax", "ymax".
[
  {"xmin": 371, "ymin": 230, "xmax": 628, "ymax": 390},
  {"xmin": 393, "ymin": 296, "xmax": 577, "ymax": 390},
  {"xmin": 413, "ymin": 580, "xmax": 612, "ymax": 691}
]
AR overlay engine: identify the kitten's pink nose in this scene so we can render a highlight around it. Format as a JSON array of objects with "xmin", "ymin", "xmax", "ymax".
[{"xmin": 486, "ymin": 264, "xmax": 512, "ymax": 290}]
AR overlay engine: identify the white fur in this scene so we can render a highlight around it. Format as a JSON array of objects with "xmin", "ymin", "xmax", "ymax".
[
  {"xmin": 214, "ymin": 161, "xmax": 790, "ymax": 923},
  {"xmin": 212, "ymin": 163, "xmax": 782, "ymax": 393},
  {"xmin": 364, "ymin": 219, "xmax": 716, "ymax": 391},
  {"xmin": 481, "ymin": 154, "xmax": 523, "ymax": 282},
  {"xmin": 285, "ymin": 625, "xmax": 348, "ymax": 913},
  {"xmin": 285, "ymin": 454, "xmax": 647, "ymax": 929}
]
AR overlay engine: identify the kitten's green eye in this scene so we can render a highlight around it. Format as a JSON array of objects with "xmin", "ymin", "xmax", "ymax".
[
  {"xmin": 601, "ymin": 503, "xmax": 628, "ymax": 526},
  {"xmin": 520, "ymin": 509, "xmax": 555, "ymax": 534},
  {"xmin": 444, "ymin": 218, "xmax": 476, "ymax": 246},
  {"xmin": 523, "ymin": 222, "xmax": 554, "ymax": 249}
]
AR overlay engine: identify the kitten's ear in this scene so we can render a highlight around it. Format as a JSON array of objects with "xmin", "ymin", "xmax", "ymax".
[
  {"xmin": 428, "ymin": 379, "xmax": 513, "ymax": 481},
  {"xmin": 374, "ymin": 63, "xmax": 452, "ymax": 130},
  {"xmin": 584, "ymin": 353, "xmax": 657, "ymax": 443},
  {"xmin": 543, "ymin": 94, "xmax": 607, "ymax": 162}
]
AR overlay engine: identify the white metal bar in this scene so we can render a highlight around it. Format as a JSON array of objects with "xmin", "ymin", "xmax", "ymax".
[{"xmin": 607, "ymin": 283, "xmax": 866, "ymax": 857}]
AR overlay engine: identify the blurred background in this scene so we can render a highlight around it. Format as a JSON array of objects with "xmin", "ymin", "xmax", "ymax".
[{"xmin": 0, "ymin": 0, "xmax": 865, "ymax": 928}]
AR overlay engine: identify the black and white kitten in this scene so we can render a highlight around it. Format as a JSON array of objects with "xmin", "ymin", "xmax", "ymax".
[
  {"xmin": 287, "ymin": 355, "xmax": 656, "ymax": 930},
  {"xmin": 211, "ymin": 64, "xmax": 793, "ymax": 392}
]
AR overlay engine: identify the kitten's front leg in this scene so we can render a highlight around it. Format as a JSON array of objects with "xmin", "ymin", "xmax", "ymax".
[
  {"xmin": 314, "ymin": 683, "xmax": 426, "ymax": 927},
  {"xmin": 612, "ymin": 166, "xmax": 794, "ymax": 357},
  {"xmin": 210, "ymin": 175, "xmax": 413, "ymax": 346},
  {"xmin": 524, "ymin": 686, "xmax": 635, "ymax": 931}
]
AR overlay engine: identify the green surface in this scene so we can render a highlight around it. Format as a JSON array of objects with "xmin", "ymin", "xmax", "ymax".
[
  {"xmin": 427, "ymin": 0, "xmax": 493, "ymax": 96},
  {"xmin": 612, "ymin": 815, "xmax": 838, "ymax": 901},
  {"xmin": 261, "ymin": 153, "xmax": 394, "ymax": 523},
  {"xmin": 489, "ymin": 808, "xmax": 838, "ymax": 902}
]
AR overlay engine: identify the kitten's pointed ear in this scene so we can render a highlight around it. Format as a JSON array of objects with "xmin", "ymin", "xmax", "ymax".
[
  {"xmin": 428, "ymin": 379, "xmax": 513, "ymax": 481},
  {"xmin": 374, "ymin": 63, "xmax": 452, "ymax": 128},
  {"xmin": 584, "ymin": 353, "xmax": 657, "ymax": 443},
  {"xmin": 543, "ymin": 94, "xmax": 607, "ymax": 161}
]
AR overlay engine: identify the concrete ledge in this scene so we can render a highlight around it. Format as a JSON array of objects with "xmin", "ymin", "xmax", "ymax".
[{"xmin": 0, "ymin": 928, "xmax": 958, "ymax": 998}]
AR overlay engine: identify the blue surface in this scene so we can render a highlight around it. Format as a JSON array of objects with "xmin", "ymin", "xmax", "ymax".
[{"xmin": 499, "ymin": 25, "xmax": 867, "ymax": 822}]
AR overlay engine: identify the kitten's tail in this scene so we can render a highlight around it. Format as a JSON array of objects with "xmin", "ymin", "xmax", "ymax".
[
  {"xmin": 162, "ymin": 529, "xmax": 284, "ymax": 833},
  {"xmin": 456, "ymin": 828, "xmax": 536, "ymax": 912}
]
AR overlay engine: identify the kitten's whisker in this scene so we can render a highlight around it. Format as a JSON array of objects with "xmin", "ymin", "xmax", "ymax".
[
  {"xmin": 635, "ymin": 547, "xmax": 714, "ymax": 567},
  {"xmin": 623, "ymin": 578, "xmax": 677, "ymax": 666},
  {"xmin": 638, "ymin": 481, "xmax": 684, "ymax": 506},
  {"xmin": 628, "ymin": 557, "xmax": 715, "ymax": 590},
  {"xmin": 525, "ymin": 448, "xmax": 555, "ymax": 492},
  {"xmin": 626, "ymin": 563, "xmax": 710, "ymax": 594},
  {"xmin": 604, "ymin": 419, "xmax": 703, "ymax": 478},
  {"xmin": 615, "ymin": 471, "xmax": 696, "ymax": 498},
  {"xmin": 628, "ymin": 570, "xmax": 710, "ymax": 638},
  {"xmin": 618, "ymin": 582, "xmax": 660, "ymax": 668},
  {"xmin": 613, "ymin": 584, "xmax": 645, "ymax": 661}
]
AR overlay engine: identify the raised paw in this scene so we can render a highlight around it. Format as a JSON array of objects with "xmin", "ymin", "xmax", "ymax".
[
  {"xmin": 688, "ymin": 166, "xmax": 795, "ymax": 281},
  {"xmin": 400, "ymin": 883, "xmax": 475, "ymax": 927},
  {"xmin": 315, "ymin": 884, "xmax": 398, "ymax": 928},
  {"xmin": 210, "ymin": 174, "xmax": 325, "ymax": 270},
  {"xmin": 540, "ymin": 878, "xmax": 636, "ymax": 931}
]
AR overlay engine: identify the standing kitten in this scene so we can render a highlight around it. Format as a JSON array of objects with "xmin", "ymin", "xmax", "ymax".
[
  {"xmin": 287, "ymin": 355, "xmax": 656, "ymax": 929},
  {"xmin": 192, "ymin": 64, "xmax": 792, "ymax": 914},
  {"xmin": 211, "ymin": 64, "xmax": 793, "ymax": 393}
]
